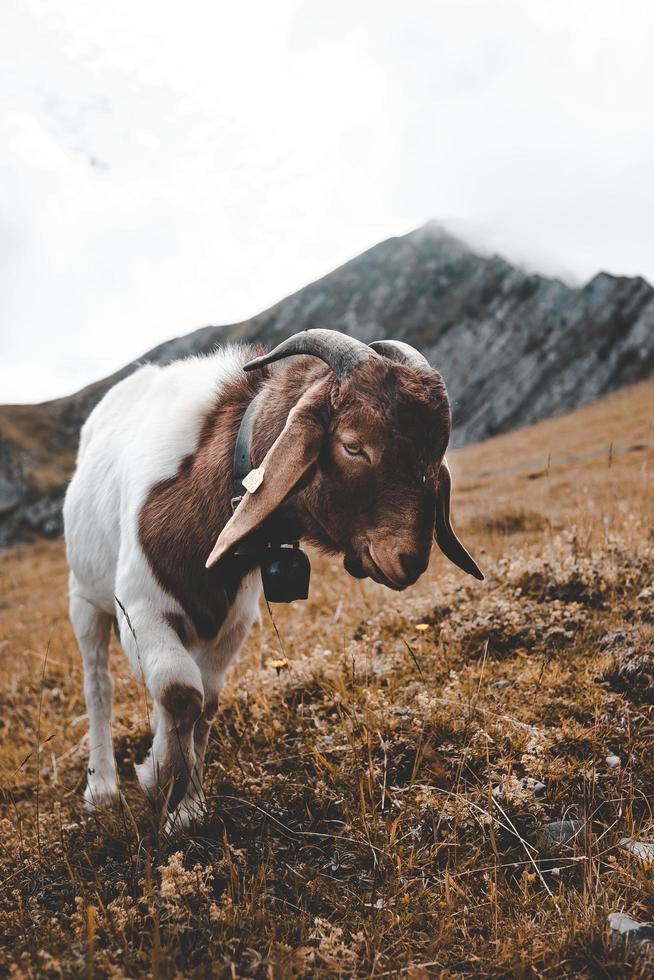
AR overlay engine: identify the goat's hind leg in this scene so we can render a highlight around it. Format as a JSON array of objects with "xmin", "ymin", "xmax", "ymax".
[{"xmin": 69, "ymin": 583, "xmax": 118, "ymax": 811}]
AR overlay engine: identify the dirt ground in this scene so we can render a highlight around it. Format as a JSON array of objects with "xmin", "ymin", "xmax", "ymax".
[{"xmin": 0, "ymin": 378, "xmax": 653, "ymax": 977}]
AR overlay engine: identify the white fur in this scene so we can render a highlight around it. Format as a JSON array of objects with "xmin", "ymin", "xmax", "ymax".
[{"xmin": 64, "ymin": 348, "xmax": 262, "ymax": 824}]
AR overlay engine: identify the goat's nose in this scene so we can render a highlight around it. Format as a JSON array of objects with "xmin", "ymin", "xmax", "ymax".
[{"xmin": 399, "ymin": 552, "xmax": 426, "ymax": 582}]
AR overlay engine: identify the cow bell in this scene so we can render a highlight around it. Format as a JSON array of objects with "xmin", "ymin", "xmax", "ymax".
[{"xmin": 261, "ymin": 543, "xmax": 311, "ymax": 603}]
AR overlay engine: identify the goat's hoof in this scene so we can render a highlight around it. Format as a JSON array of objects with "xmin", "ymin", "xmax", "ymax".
[
  {"xmin": 134, "ymin": 754, "xmax": 158, "ymax": 798},
  {"xmin": 164, "ymin": 795, "xmax": 206, "ymax": 835},
  {"xmin": 84, "ymin": 777, "xmax": 120, "ymax": 812},
  {"xmin": 135, "ymin": 759, "xmax": 171, "ymax": 813}
]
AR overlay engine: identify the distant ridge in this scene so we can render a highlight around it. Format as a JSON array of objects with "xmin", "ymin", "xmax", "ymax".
[{"xmin": 1, "ymin": 222, "xmax": 653, "ymax": 545}]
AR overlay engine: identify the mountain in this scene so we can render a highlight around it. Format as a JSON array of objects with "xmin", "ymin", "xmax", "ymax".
[{"xmin": 1, "ymin": 222, "xmax": 653, "ymax": 546}]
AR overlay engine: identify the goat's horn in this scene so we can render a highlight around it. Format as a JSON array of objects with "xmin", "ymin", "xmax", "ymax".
[
  {"xmin": 369, "ymin": 339, "xmax": 431, "ymax": 371},
  {"xmin": 243, "ymin": 328, "xmax": 378, "ymax": 381}
]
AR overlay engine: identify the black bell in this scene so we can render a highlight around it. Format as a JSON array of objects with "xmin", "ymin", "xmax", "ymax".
[{"xmin": 261, "ymin": 544, "xmax": 311, "ymax": 603}]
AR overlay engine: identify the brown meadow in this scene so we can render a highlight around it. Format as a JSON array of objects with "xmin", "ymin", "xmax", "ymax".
[{"xmin": 0, "ymin": 377, "xmax": 653, "ymax": 977}]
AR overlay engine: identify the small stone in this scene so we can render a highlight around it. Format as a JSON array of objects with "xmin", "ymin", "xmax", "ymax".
[
  {"xmin": 619, "ymin": 838, "xmax": 654, "ymax": 863},
  {"xmin": 544, "ymin": 626, "xmax": 572, "ymax": 650},
  {"xmin": 491, "ymin": 679, "xmax": 512, "ymax": 690},
  {"xmin": 533, "ymin": 781, "xmax": 546, "ymax": 796},
  {"xmin": 608, "ymin": 912, "xmax": 654, "ymax": 955},
  {"xmin": 606, "ymin": 754, "xmax": 621, "ymax": 768},
  {"xmin": 536, "ymin": 819, "xmax": 585, "ymax": 854},
  {"xmin": 599, "ymin": 629, "xmax": 630, "ymax": 652}
]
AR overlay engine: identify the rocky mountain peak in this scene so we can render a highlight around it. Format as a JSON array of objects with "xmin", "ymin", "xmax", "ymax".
[{"xmin": 1, "ymin": 224, "xmax": 652, "ymax": 546}]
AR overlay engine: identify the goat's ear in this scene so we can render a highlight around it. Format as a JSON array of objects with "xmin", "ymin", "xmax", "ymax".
[
  {"xmin": 434, "ymin": 458, "xmax": 484, "ymax": 580},
  {"xmin": 205, "ymin": 379, "xmax": 330, "ymax": 569}
]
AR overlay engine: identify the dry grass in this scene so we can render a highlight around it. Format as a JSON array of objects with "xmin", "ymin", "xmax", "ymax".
[
  {"xmin": 0, "ymin": 401, "xmax": 76, "ymax": 492},
  {"xmin": 0, "ymin": 378, "xmax": 653, "ymax": 978}
]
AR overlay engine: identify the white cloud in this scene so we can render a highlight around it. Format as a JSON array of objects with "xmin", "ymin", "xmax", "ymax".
[{"xmin": 1, "ymin": 0, "xmax": 653, "ymax": 402}]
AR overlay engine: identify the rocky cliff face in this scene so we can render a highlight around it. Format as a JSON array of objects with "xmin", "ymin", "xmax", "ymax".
[{"xmin": 1, "ymin": 223, "xmax": 653, "ymax": 546}]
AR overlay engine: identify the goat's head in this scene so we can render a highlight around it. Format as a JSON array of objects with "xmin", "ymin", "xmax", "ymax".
[{"xmin": 206, "ymin": 329, "xmax": 482, "ymax": 589}]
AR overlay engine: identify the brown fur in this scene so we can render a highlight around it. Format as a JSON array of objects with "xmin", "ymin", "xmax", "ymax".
[
  {"xmin": 160, "ymin": 682, "xmax": 203, "ymax": 730},
  {"xmin": 139, "ymin": 352, "xmax": 329, "ymax": 638},
  {"xmin": 139, "ymin": 351, "xmax": 263, "ymax": 638},
  {"xmin": 164, "ymin": 612, "xmax": 194, "ymax": 650}
]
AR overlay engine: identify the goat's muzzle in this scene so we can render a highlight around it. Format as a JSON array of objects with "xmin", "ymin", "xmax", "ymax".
[
  {"xmin": 343, "ymin": 544, "xmax": 428, "ymax": 591},
  {"xmin": 343, "ymin": 553, "xmax": 368, "ymax": 580}
]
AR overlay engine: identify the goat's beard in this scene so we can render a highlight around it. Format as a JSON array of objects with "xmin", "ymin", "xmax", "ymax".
[{"xmin": 343, "ymin": 553, "xmax": 368, "ymax": 579}]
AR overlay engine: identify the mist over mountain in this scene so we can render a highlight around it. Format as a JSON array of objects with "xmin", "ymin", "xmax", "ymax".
[{"xmin": 1, "ymin": 222, "xmax": 653, "ymax": 546}]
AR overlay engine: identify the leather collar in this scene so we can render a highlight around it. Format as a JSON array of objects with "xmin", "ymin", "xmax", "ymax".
[{"xmin": 231, "ymin": 391, "xmax": 263, "ymax": 513}]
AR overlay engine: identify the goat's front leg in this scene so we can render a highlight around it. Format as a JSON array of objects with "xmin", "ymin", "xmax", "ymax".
[
  {"xmin": 117, "ymin": 604, "xmax": 204, "ymax": 814},
  {"xmin": 169, "ymin": 616, "xmax": 255, "ymax": 830},
  {"xmin": 163, "ymin": 693, "xmax": 219, "ymax": 832},
  {"xmin": 137, "ymin": 681, "xmax": 204, "ymax": 814}
]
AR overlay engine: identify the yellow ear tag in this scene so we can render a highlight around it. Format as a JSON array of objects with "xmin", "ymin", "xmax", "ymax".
[{"xmin": 242, "ymin": 466, "xmax": 265, "ymax": 494}]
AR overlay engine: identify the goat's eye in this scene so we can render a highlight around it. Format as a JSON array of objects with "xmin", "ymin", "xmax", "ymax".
[{"xmin": 343, "ymin": 442, "xmax": 370, "ymax": 463}]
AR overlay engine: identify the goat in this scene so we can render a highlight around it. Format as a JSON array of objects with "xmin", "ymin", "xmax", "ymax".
[{"xmin": 64, "ymin": 329, "xmax": 482, "ymax": 828}]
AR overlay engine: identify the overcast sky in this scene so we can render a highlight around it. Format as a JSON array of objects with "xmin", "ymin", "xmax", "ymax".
[{"xmin": 1, "ymin": 0, "xmax": 653, "ymax": 404}]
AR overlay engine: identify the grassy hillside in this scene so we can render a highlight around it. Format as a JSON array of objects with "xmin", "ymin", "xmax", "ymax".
[{"xmin": 0, "ymin": 378, "xmax": 653, "ymax": 977}]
